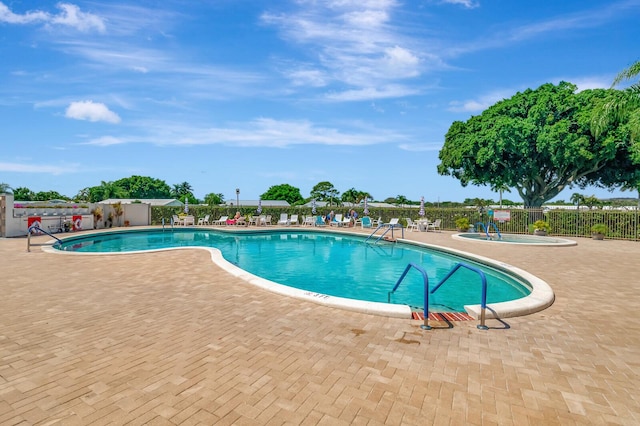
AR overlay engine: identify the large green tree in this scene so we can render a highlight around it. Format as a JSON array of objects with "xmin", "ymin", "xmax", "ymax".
[
  {"xmin": 261, "ymin": 184, "xmax": 303, "ymax": 205},
  {"xmin": 310, "ymin": 181, "xmax": 340, "ymax": 206},
  {"xmin": 438, "ymin": 82, "xmax": 634, "ymax": 207},
  {"xmin": 12, "ymin": 187, "xmax": 34, "ymax": 201},
  {"xmin": 114, "ymin": 176, "xmax": 172, "ymax": 199},
  {"xmin": 203, "ymin": 192, "xmax": 225, "ymax": 205}
]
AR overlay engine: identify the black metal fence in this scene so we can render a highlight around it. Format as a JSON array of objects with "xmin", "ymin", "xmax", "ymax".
[{"xmin": 152, "ymin": 205, "xmax": 640, "ymax": 241}]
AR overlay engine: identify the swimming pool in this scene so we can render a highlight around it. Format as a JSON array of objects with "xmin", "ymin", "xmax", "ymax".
[
  {"xmin": 49, "ymin": 229, "xmax": 553, "ymax": 319},
  {"xmin": 453, "ymin": 232, "xmax": 577, "ymax": 246}
]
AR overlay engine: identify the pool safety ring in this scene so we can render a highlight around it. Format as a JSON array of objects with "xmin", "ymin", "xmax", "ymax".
[{"xmin": 73, "ymin": 216, "xmax": 82, "ymax": 231}]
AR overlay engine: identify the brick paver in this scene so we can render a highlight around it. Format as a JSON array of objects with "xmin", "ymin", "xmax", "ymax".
[{"xmin": 1, "ymin": 228, "xmax": 639, "ymax": 425}]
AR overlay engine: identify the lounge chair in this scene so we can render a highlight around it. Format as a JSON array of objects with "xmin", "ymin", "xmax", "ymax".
[
  {"xmin": 264, "ymin": 215, "xmax": 272, "ymax": 225},
  {"xmin": 427, "ymin": 219, "xmax": 442, "ymax": 232},
  {"xmin": 302, "ymin": 216, "xmax": 314, "ymax": 227},
  {"xmin": 330, "ymin": 214, "xmax": 343, "ymax": 226},
  {"xmin": 197, "ymin": 214, "xmax": 210, "ymax": 225},
  {"xmin": 277, "ymin": 213, "xmax": 289, "ymax": 226},
  {"xmin": 289, "ymin": 214, "xmax": 299, "ymax": 226},
  {"xmin": 387, "ymin": 218, "xmax": 402, "ymax": 228},
  {"xmin": 213, "ymin": 215, "xmax": 228, "ymax": 225},
  {"xmin": 314, "ymin": 215, "xmax": 326, "ymax": 227},
  {"xmin": 406, "ymin": 218, "xmax": 419, "ymax": 231}
]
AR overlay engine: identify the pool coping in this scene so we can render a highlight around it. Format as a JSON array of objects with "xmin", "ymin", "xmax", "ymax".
[
  {"xmin": 41, "ymin": 227, "xmax": 555, "ymax": 320},
  {"xmin": 452, "ymin": 232, "xmax": 577, "ymax": 246}
]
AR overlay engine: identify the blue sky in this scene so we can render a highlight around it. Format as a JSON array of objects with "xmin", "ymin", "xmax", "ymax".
[{"xmin": 1, "ymin": 0, "xmax": 639, "ymax": 203}]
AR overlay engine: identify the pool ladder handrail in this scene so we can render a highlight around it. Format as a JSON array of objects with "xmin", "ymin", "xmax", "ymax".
[
  {"xmin": 27, "ymin": 223, "xmax": 63, "ymax": 252},
  {"xmin": 365, "ymin": 222, "xmax": 404, "ymax": 243},
  {"xmin": 389, "ymin": 262, "xmax": 489, "ymax": 330},
  {"xmin": 475, "ymin": 221, "xmax": 502, "ymax": 240},
  {"xmin": 431, "ymin": 262, "xmax": 489, "ymax": 330},
  {"xmin": 389, "ymin": 262, "xmax": 432, "ymax": 330}
]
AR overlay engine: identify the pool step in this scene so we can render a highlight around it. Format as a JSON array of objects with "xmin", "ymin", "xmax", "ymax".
[{"xmin": 412, "ymin": 311, "xmax": 474, "ymax": 321}]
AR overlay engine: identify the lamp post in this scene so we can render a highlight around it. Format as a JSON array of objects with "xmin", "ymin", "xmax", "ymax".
[{"xmin": 236, "ymin": 188, "xmax": 240, "ymax": 208}]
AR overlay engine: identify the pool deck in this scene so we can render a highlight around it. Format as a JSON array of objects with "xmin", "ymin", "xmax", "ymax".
[{"xmin": 1, "ymin": 227, "xmax": 639, "ymax": 424}]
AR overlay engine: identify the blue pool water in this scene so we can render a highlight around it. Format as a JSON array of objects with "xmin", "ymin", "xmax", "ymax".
[{"xmin": 56, "ymin": 229, "xmax": 530, "ymax": 312}]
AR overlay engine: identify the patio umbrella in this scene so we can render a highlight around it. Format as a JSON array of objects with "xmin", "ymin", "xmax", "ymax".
[
  {"xmin": 311, "ymin": 199, "xmax": 317, "ymax": 215},
  {"xmin": 419, "ymin": 196, "xmax": 425, "ymax": 217},
  {"xmin": 257, "ymin": 199, "xmax": 262, "ymax": 214},
  {"xmin": 363, "ymin": 196, "xmax": 369, "ymax": 215},
  {"xmin": 184, "ymin": 199, "xmax": 189, "ymax": 214}
]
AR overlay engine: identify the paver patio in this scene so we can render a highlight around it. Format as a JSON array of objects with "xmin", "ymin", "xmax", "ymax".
[{"xmin": 1, "ymin": 227, "xmax": 639, "ymax": 425}]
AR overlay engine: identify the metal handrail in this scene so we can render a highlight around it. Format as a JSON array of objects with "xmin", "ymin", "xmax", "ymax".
[
  {"xmin": 388, "ymin": 262, "xmax": 431, "ymax": 330},
  {"xmin": 365, "ymin": 222, "xmax": 404, "ymax": 243},
  {"xmin": 430, "ymin": 262, "xmax": 489, "ymax": 330},
  {"xmin": 27, "ymin": 224, "xmax": 62, "ymax": 252},
  {"xmin": 474, "ymin": 221, "xmax": 502, "ymax": 240},
  {"xmin": 486, "ymin": 222, "xmax": 502, "ymax": 240}
]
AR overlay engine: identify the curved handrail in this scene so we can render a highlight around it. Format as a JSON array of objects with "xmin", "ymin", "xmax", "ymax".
[
  {"xmin": 431, "ymin": 262, "xmax": 489, "ymax": 329},
  {"xmin": 389, "ymin": 262, "xmax": 431, "ymax": 330},
  {"xmin": 486, "ymin": 222, "xmax": 502, "ymax": 240},
  {"xmin": 27, "ymin": 223, "xmax": 62, "ymax": 252}
]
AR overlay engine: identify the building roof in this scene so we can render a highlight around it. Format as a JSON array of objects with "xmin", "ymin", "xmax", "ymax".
[
  {"xmin": 225, "ymin": 200, "xmax": 290, "ymax": 207},
  {"xmin": 100, "ymin": 198, "xmax": 183, "ymax": 207}
]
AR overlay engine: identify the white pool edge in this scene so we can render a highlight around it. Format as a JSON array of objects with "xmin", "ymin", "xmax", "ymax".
[
  {"xmin": 43, "ymin": 229, "xmax": 555, "ymax": 320},
  {"xmin": 452, "ymin": 232, "xmax": 577, "ymax": 246}
]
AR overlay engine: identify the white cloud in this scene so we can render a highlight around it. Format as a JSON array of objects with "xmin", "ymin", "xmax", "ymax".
[
  {"xmin": 65, "ymin": 101, "xmax": 121, "ymax": 123},
  {"xmin": 83, "ymin": 136, "xmax": 126, "ymax": 146},
  {"xmin": 0, "ymin": 161, "xmax": 70, "ymax": 174},
  {"xmin": 448, "ymin": 90, "xmax": 511, "ymax": 113},
  {"xmin": 0, "ymin": 2, "xmax": 105, "ymax": 32},
  {"xmin": 325, "ymin": 85, "xmax": 420, "ymax": 101},
  {"xmin": 261, "ymin": 1, "xmax": 431, "ymax": 100},
  {"xmin": 0, "ymin": 2, "xmax": 48, "ymax": 24},
  {"xmin": 96, "ymin": 117, "xmax": 406, "ymax": 148},
  {"xmin": 398, "ymin": 142, "xmax": 442, "ymax": 152},
  {"xmin": 440, "ymin": 0, "xmax": 479, "ymax": 9}
]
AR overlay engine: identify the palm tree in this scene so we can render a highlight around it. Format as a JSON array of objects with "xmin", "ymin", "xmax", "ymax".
[
  {"xmin": 570, "ymin": 193, "xmax": 584, "ymax": 210},
  {"xmin": 0, "ymin": 183, "xmax": 12, "ymax": 194},
  {"xmin": 491, "ymin": 183, "xmax": 510, "ymax": 208},
  {"xmin": 593, "ymin": 59, "xmax": 640, "ymax": 141}
]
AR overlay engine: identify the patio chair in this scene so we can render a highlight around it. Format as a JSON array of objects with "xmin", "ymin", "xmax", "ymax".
[
  {"xmin": 172, "ymin": 215, "xmax": 184, "ymax": 226},
  {"xmin": 302, "ymin": 216, "xmax": 314, "ymax": 227},
  {"xmin": 360, "ymin": 216, "xmax": 372, "ymax": 229},
  {"xmin": 314, "ymin": 215, "xmax": 326, "ymax": 226},
  {"xmin": 197, "ymin": 214, "xmax": 210, "ymax": 225},
  {"xmin": 330, "ymin": 213, "xmax": 343, "ymax": 226},
  {"xmin": 406, "ymin": 218, "xmax": 419, "ymax": 231},
  {"xmin": 427, "ymin": 219, "xmax": 442, "ymax": 232},
  {"xmin": 289, "ymin": 214, "xmax": 299, "ymax": 226},
  {"xmin": 277, "ymin": 213, "xmax": 289, "ymax": 226}
]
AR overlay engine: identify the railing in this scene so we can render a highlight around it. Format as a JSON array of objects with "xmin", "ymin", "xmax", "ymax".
[
  {"xmin": 475, "ymin": 221, "xmax": 502, "ymax": 240},
  {"xmin": 389, "ymin": 262, "xmax": 432, "ymax": 330},
  {"xmin": 431, "ymin": 262, "xmax": 489, "ymax": 330},
  {"xmin": 27, "ymin": 223, "xmax": 62, "ymax": 252},
  {"xmin": 365, "ymin": 222, "xmax": 404, "ymax": 243}
]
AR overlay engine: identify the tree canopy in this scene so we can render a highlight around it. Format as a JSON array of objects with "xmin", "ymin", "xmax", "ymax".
[
  {"xmin": 310, "ymin": 181, "xmax": 340, "ymax": 205},
  {"xmin": 438, "ymin": 81, "xmax": 636, "ymax": 207},
  {"xmin": 261, "ymin": 184, "xmax": 303, "ymax": 205}
]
